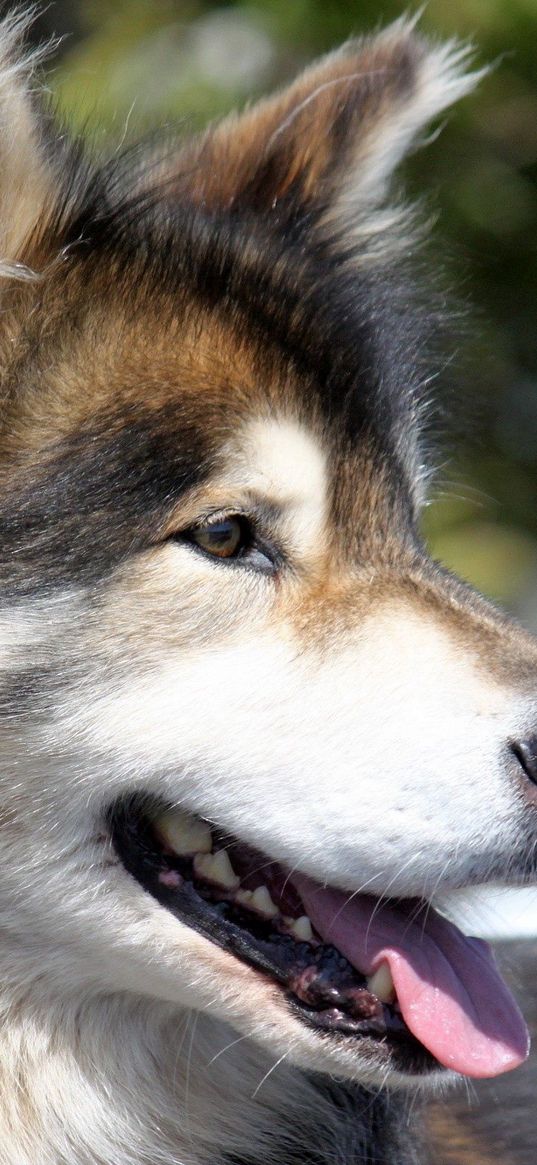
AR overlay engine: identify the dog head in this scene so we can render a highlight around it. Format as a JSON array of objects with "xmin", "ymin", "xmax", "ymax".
[{"xmin": 0, "ymin": 13, "xmax": 535, "ymax": 1089}]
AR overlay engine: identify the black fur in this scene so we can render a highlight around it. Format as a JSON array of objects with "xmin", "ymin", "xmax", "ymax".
[
  {"xmin": 0, "ymin": 22, "xmax": 527, "ymax": 1165},
  {"xmin": 59, "ymin": 184, "xmax": 436, "ymax": 452},
  {"xmin": 225, "ymin": 1083, "xmax": 424, "ymax": 1165},
  {"xmin": 0, "ymin": 408, "xmax": 210, "ymax": 594}
]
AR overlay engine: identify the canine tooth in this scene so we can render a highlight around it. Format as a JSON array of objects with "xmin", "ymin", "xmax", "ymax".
[
  {"xmin": 250, "ymin": 886, "xmax": 278, "ymax": 919},
  {"xmin": 367, "ymin": 963, "xmax": 396, "ymax": 1004},
  {"xmin": 291, "ymin": 915, "xmax": 313, "ymax": 942},
  {"xmin": 236, "ymin": 889, "xmax": 253, "ymax": 908},
  {"xmin": 155, "ymin": 809, "xmax": 211, "ymax": 856},
  {"xmin": 194, "ymin": 849, "xmax": 240, "ymax": 890}
]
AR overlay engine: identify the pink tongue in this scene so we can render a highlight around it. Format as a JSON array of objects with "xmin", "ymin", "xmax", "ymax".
[{"xmin": 295, "ymin": 877, "xmax": 529, "ymax": 1078}]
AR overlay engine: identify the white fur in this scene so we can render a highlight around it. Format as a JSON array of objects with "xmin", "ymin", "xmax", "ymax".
[
  {"xmin": 0, "ymin": 411, "xmax": 533, "ymax": 1164},
  {"xmin": 323, "ymin": 20, "xmax": 485, "ymax": 256},
  {"xmin": 0, "ymin": 19, "xmax": 530, "ymax": 1165},
  {"xmin": 341, "ymin": 20, "xmax": 485, "ymax": 212},
  {"xmin": 68, "ymin": 611, "xmax": 521, "ymax": 896},
  {"xmin": 0, "ymin": 11, "xmax": 59, "ymax": 270},
  {"xmin": 232, "ymin": 418, "xmax": 328, "ymax": 554}
]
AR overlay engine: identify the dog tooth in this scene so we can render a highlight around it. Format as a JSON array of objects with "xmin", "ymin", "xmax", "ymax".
[
  {"xmin": 193, "ymin": 852, "xmax": 215, "ymax": 882},
  {"xmin": 194, "ymin": 849, "xmax": 240, "ymax": 890},
  {"xmin": 250, "ymin": 886, "xmax": 278, "ymax": 919},
  {"xmin": 291, "ymin": 915, "xmax": 313, "ymax": 942},
  {"xmin": 212, "ymin": 850, "xmax": 241, "ymax": 889},
  {"xmin": 236, "ymin": 889, "xmax": 253, "ymax": 908},
  {"xmin": 155, "ymin": 809, "xmax": 212, "ymax": 856},
  {"xmin": 366, "ymin": 963, "xmax": 396, "ymax": 1004}
]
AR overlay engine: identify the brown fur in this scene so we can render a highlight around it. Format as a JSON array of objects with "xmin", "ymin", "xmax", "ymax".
[{"xmin": 0, "ymin": 14, "xmax": 533, "ymax": 1165}]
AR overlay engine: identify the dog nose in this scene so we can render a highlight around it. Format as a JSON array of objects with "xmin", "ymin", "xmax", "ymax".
[{"xmin": 512, "ymin": 736, "xmax": 537, "ymax": 787}]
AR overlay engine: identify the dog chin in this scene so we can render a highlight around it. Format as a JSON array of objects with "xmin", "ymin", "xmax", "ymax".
[{"xmin": 118, "ymin": 900, "xmax": 446, "ymax": 1091}]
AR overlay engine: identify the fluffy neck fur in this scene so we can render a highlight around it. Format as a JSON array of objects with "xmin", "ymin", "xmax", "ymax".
[{"xmin": 0, "ymin": 991, "xmax": 423, "ymax": 1165}]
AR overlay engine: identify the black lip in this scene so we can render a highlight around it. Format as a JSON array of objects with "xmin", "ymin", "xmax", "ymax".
[{"xmin": 109, "ymin": 797, "xmax": 437, "ymax": 1072}]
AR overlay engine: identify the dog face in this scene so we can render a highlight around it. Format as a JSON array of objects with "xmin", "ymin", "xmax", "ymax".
[{"xmin": 0, "ymin": 15, "xmax": 536, "ymax": 1089}]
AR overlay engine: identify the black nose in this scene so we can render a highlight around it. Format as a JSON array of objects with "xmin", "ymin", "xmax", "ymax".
[{"xmin": 511, "ymin": 737, "xmax": 537, "ymax": 787}]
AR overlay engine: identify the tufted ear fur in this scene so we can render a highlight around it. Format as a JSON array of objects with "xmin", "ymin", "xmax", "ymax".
[
  {"xmin": 165, "ymin": 18, "xmax": 481, "ymax": 238},
  {"xmin": 0, "ymin": 12, "xmax": 66, "ymax": 277},
  {"xmin": 0, "ymin": 15, "xmax": 481, "ymax": 278}
]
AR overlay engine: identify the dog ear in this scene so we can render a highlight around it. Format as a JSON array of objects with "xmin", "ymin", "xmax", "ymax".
[
  {"xmin": 0, "ymin": 13, "xmax": 69, "ymax": 278},
  {"xmin": 172, "ymin": 19, "xmax": 480, "ymax": 235}
]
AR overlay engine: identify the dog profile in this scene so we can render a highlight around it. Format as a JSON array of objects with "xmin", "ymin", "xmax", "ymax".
[{"xmin": 0, "ymin": 11, "xmax": 536, "ymax": 1164}]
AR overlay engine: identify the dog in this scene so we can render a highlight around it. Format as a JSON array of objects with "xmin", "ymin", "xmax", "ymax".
[{"xmin": 0, "ymin": 10, "xmax": 536, "ymax": 1164}]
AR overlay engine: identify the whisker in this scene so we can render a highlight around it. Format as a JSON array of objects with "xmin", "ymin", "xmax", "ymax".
[{"xmin": 251, "ymin": 1048, "xmax": 291, "ymax": 1099}]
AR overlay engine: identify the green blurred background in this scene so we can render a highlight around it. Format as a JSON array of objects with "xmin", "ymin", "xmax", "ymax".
[{"xmin": 23, "ymin": 0, "xmax": 537, "ymax": 622}]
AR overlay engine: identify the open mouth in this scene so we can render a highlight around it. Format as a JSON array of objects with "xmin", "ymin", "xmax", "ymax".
[{"xmin": 109, "ymin": 797, "xmax": 529, "ymax": 1080}]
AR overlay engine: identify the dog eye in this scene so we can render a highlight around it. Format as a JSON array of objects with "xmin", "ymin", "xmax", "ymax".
[
  {"xmin": 189, "ymin": 516, "xmax": 249, "ymax": 559},
  {"xmin": 179, "ymin": 515, "xmax": 277, "ymax": 574}
]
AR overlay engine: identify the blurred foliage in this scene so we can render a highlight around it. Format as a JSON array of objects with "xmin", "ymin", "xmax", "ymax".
[{"xmin": 23, "ymin": 0, "xmax": 537, "ymax": 621}]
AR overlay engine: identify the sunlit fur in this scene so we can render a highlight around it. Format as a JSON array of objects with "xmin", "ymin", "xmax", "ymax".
[{"xmin": 0, "ymin": 11, "xmax": 535, "ymax": 1165}]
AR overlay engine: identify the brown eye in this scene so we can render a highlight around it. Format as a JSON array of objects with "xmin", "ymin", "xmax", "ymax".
[
  {"xmin": 189, "ymin": 516, "xmax": 249, "ymax": 559},
  {"xmin": 178, "ymin": 514, "xmax": 277, "ymax": 574}
]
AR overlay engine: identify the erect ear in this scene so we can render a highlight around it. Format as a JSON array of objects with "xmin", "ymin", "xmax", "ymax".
[
  {"xmin": 0, "ymin": 12, "xmax": 67, "ymax": 276},
  {"xmin": 172, "ymin": 19, "xmax": 480, "ymax": 232}
]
